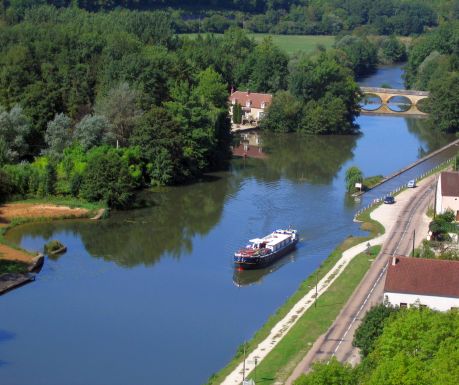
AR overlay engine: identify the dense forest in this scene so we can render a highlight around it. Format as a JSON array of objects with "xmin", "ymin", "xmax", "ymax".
[
  {"xmin": 1, "ymin": 0, "xmax": 453, "ymax": 35},
  {"xmin": 0, "ymin": 5, "xmax": 362, "ymax": 208},
  {"xmin": 0, "ymin": 2, "xmax": 458, "ymax": 208},
  {"xmin": 295, "ymin": 305, "xmax": 459, "ymax": 385}
]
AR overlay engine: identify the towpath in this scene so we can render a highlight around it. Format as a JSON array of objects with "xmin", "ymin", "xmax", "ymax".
[{"xmin": 286, "ymin": 173, "xmax": 436, "ymax": 383}]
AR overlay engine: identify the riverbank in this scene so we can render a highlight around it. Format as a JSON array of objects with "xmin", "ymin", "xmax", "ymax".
[
  {"xmin": 215, "ymin": 171, "xmax": 437, "ymax": 385},
  {"xmin": 0, "ymin": 200, "xmax": 105, "ymax": 294},
  {"xmin": 208, "ymin": 211, "xmax": 385, "ymax": 385}
]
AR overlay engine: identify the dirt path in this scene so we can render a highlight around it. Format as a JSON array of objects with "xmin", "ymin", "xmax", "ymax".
[{"xmin": 0, "ymin": 203, "xmax": 91, "ymax": 263}]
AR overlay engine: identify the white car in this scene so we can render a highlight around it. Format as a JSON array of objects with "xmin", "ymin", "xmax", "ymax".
[{"xmin": 407, "ymin": 179, "xmax": 416, "ymax": 188}]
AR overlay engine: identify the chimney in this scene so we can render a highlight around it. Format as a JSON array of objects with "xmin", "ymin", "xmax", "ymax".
[{"xmin": 392, "ymin": 256, "xmax": 398, "ymax": 266}]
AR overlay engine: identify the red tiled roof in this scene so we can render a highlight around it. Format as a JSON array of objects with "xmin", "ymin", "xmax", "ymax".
[
  {"xmin": 229, "ymin": 91, "xmax": 272, "ymax": 109},
  {"xmin": 232, "ymin": 144, "xmax": 267, "ymax": 159},
  {"xmin": 440, "ymin": 171, "xmax": 459, "ymax": 197},
  {"xmin": 384, "ymin": 256, "xmax": 459, "ymax": 298}
]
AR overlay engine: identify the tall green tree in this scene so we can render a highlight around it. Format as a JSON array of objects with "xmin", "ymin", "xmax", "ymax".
[
  {"xmin": 129, "ymin": 106, "xmax": 184, "ymax": 185},
  {"xmin": 429, "ymin": 72, "xmax": 459, "ymax": 133}
]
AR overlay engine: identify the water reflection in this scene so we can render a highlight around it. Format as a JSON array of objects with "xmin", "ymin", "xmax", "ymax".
[
  {"xmin": 232, "ymin": 131, "xmax": 267, "ymax": 159},
  {"xmin": 233, "ymin": 254, "xmax": 296, "ymax": 287},
  {"xmin": 406, "ymin": 118, "xmax": 455, "ymax": 156},
  {"xmin": 8, "ymin": 175, "xmax": 237, "ymax": 268},
  {"xmin": 233, "ymin": 132, "xmax": 358, "ymax": 184}
]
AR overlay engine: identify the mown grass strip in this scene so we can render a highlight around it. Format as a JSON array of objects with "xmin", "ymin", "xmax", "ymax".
[
  {"xmin": 178, "ymin": 33, "xmax": 335, "ymax": 55},
  {"xmin": 246, "ymin": 245, "xmax": 380, "ymax": 384}
]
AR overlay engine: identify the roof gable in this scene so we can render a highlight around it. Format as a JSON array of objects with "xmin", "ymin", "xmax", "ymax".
[
  {"xmin": 384, "ymin": 256, "xmax": 459, "ymax": 298},
  {"xmin": 229, "ymin": 91, "xmax": 272, "ymax": 109}
]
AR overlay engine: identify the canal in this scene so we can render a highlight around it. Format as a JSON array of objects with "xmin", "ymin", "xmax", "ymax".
[{"xmin": 0, "ymin": 66, "xmax": 454, "ymax": 385}]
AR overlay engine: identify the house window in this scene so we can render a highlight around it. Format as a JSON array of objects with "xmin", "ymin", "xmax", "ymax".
[
  {"xmin": 261, "ymin": 102, "xmax": 266, "ymax": 109},
  {"xmin": 246, "ymin": 100, "xmax": 252, "ymax": 107},
  {"xmin": 400, "ymin": 303, "xmax": 407, "ymax": 308},
  {"xmin": 232, "ymin": 99, "xmax": 236, "ymax": 105}
]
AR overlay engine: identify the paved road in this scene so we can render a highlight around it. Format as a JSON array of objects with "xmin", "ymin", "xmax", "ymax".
[{"xmin": 286, "ymin": 176, "xmax": 436, "ymax": 384}]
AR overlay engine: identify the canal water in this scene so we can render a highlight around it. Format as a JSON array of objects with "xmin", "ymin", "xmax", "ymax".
[{"xmin": 0, "ymin": 67, "xmax": 454, "ymax": 385}]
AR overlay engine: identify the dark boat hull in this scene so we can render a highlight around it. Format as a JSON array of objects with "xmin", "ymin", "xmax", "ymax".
[{"xmin": 234, "ymin": 239, "xmax": 298, "ymax": 270}]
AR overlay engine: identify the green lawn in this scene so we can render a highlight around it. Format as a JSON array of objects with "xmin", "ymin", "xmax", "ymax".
[
  {"xmin": 178, "ymin": 33, "xmax": 335, "ymax": 55},
  {"xmin": 247, "ymin": 246, "xmax": 380, "ymax": 384}
]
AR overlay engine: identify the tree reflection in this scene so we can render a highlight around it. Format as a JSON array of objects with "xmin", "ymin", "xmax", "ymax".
[
  {"xmin": 7, "ymin": 175, "xmax": 236, "ymax": 268},
  {"xmin": 232, "ymin": 132, "xmax": 358, "ymax": 184},
  {"xmin": 78, "ymin": 175, "xmax": 237, "ymax": 267},
  {"xmin": 405, "ymin": 118, "xmax": 454, "ymax": 156}
]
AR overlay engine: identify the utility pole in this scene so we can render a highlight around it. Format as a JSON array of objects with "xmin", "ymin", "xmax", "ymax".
[
  {"xmin": 412, "ymin": 229, "xmax": 416, "ymax": 256},
  {"xmin": 242, "ymin": 342, "xmax": 246, "ymax": 383}
]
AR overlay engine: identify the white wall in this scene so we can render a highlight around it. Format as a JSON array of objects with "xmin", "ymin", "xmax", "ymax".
[
  {"xmin": 384, "ymin": 291, "xmax": 459, "ymax": 312},
  {"xmin": 436, "ymin": 174, "xmax": 459, "ymax": 215},
  {"xmin": 441, "ymin": 196, "xmax": 459, "ymax": 215},
  {"xmin": 436, "ymin": 177, "xmax": 443, "ymax": 215}
]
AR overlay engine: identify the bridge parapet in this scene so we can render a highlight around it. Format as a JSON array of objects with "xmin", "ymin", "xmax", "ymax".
[{"xmin": 360, "ymin": 87, "xmax": 429, "ymax": 97}]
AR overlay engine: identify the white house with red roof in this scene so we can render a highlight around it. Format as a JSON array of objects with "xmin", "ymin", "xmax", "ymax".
[
  {"xmin": 436, "ymin": 171, "xmax": 459, "ymax": 217},
  {"xmin": 384, "ymin": 256, "xmax": 459, "ymax": 311},
  {"xmin": 229, "ymin": 90, "xmax": 272, "ymax": 123}
]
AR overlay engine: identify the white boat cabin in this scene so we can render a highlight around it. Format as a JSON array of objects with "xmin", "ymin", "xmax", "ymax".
[{"xmin": 249, "ymin": 231, "xmax": 293, "ymax": 252}]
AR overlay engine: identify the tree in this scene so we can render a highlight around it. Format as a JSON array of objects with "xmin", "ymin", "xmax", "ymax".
[
  {"xmin": 232, "ymin": 102, "xmax": 242, "ymax": 124},
  {"xmin": 294, "ymin": 358, "xmax": 357, "ymax": 385},
  {"xmin": 428, "ymin": 72, "xmax": 459, "ymax": 133},
  {"xmin": 95, "ymin": 83, "xmax": 142, "ymax": 147},
  {"xmin": 80, "ymin": 147, "xmax": 135, "ymax": 208},
  {"xmin": 380, "ymin": 36, "xmax": 407, "ymax": 63},
  {"xmin": 0, "ymin": 104, "xmax": 31, "ymax": 163},
  {"xmin": 42, "ymin": 161, "xmax": 57, "ymax": 196},
  {"xmin": 74, "ymin": 114, "xmax": 114, "ymax": 151},
  {"xmin": 260, "ymin": 91, "xmax": 302, "ymax": 133},
  {"xmin": 335, "ymin": 35, "xmax": 378, "ymax": 76},
  {"xmin": 0, "ymin": 169, "xmax": 12, "ymax": 203},
  {"xmin": 362, "ymin": 309, "xmax": 459, "ymax": 385},
  {"xmin": 129, "ymin": 106, "xmax": 184, "ymax": 185},
  {"xmin": 238, "ymin": 37, "xmax": 289, "ymax": 93},
  {"xmin": 353, "ymin": 304, "xmax": 398, "ymax": 358},
  {"xmin": 44, "ymin": 113, "xmax": 73, "ymax": 160},
  {"xmin": 345, "ymin": 166, "xmax": 363, "ymax": 192}
]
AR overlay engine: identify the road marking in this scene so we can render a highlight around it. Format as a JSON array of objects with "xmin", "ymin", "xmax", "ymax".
[
  {"xmin": 331, "ymin": 184, "xmax": 434, "ymax": 359},
  {"xmin": 331, "ymin": 264, "xmax": 387, "ymax": 357}
]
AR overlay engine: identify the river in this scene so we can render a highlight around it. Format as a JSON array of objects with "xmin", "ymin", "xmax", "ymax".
[{"xmin": 0, "ymin": 66, "xmax": 454, "ymax": 385}]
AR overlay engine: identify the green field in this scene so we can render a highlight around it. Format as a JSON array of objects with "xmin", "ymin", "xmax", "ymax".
[{"xmin": 178, "ymin": 33, "xmax": 335, "ymax": 55}]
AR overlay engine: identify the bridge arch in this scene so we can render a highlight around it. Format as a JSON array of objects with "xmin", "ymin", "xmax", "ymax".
[
  {"xmin": 359, "ymin": 93, "xmax": 382, "ymax": 111},
  {"xmin": 359, "ymin": 87, "xmax": 430, "ymax": 115},
  {"xmin": 387, "ymin": 95, "xmax": 412, "ymax": 112}
]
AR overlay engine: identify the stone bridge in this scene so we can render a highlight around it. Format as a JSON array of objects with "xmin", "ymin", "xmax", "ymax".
[{"xmin": 359, "ymin": 87, "xmax": 430, "ymax": 115}]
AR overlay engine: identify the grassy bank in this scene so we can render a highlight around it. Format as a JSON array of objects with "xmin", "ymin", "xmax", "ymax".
[
  {"xmin": 178, "ymin": 33, "xmax": 335, "ymax": 55},
  {"xmin": 247, "ymin": 245, "xmax": 380, "ymax": 384},
  {"xmin": 207, "ymin": 213, "xmax": 384, "ymax": 385},
  {"xmin": 0, "ymin": 198, "xmax": 106, "ymax": 263},
  {"xmin": 0, "ymin": 259, "xmax": 29, "ymax": 274}
]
